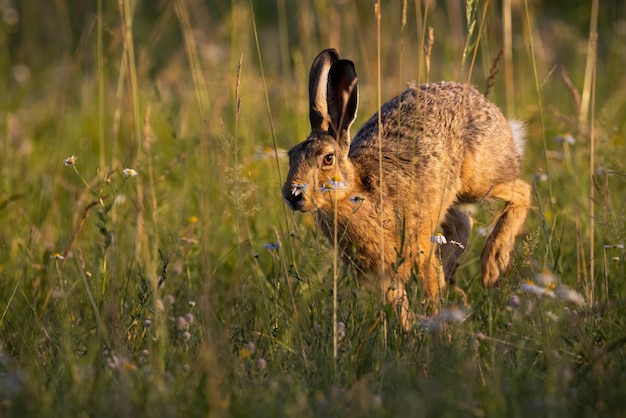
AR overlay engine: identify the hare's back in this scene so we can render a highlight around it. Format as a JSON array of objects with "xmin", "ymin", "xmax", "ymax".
[
  {"xmin": 350, "ymin": 81, "xmax": 519, "ymax": 180},
  {"xmin": 354, "ymin": 81, "xmax": 510, "ymax": 144}
]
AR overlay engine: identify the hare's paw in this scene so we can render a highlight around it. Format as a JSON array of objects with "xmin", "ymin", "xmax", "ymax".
[{"xmin": 480, "ymin": 233, "xmax": 514, "ymax": 287}]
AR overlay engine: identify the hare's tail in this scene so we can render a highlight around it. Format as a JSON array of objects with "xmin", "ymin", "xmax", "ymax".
[{"xmin": 508, "ymin": 119, "xmax": 527, "ymax": 157}]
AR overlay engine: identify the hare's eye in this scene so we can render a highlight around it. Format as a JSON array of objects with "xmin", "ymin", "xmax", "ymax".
[{"xmin": 322, "ymin": 154, "xmax": 335, "ymax": 166}]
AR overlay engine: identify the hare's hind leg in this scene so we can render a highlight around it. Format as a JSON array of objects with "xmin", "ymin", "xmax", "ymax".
[
  {"xmin": 441, "ymin": 206, "xmax": 473, "ymax": 283},
  {"xmin": 481, "ymin": 179, "xmax": 531, "ymax": 287}
]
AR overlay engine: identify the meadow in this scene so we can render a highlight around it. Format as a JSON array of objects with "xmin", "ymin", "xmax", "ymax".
[{"xmin": 1, "ymin": 0, "xmax": 625, "ymax": 416}]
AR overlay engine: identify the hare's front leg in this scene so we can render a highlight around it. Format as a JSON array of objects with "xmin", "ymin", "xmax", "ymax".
[
  {"xmin": 382, "ymin": 273, "xmax": 413, "ymax": 331},
  {"xmin": 381, "ymin": 230, "xmax": 447, "ymax": 329},
  {"xmin": 416, "ymin": 229, "xmax": 447, "ymax": 306},
  {"xmin": 481, "ymin": 179, "xmax": 531, "ymax": 287}
]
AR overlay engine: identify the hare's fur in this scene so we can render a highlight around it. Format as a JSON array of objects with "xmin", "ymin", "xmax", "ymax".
[{"xmin": 283, "ymin": 49, "xmax": 531, "ymax": 329}]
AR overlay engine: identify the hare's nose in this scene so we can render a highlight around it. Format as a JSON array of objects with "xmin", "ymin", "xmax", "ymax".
[
  {"xmin": 284, "ymin": 189, "xmax": 304, "ymax": 211},
  {"xmin": 283, "ymin": 183, "xmax": 306, "ymax": 210}
]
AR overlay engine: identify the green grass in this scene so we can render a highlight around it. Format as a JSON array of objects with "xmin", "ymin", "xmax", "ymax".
[{"xmin": 1, "ymin": 0, "xmax": 625, "ymax": 417}]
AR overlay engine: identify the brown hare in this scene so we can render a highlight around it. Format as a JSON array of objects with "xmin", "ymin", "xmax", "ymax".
[{"xmin": 282, "ymin": 49, "xmax": 531, "ymax": 329}]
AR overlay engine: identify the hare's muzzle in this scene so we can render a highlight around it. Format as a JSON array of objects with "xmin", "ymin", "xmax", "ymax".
[{"xmin": 283, "ymin": 182, "xmax": 308, "ymax": 212}]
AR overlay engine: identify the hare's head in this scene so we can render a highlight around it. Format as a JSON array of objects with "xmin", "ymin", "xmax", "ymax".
[{"xmin": 282, "ymin": 49, "xmax": 359, "ymax": 213}]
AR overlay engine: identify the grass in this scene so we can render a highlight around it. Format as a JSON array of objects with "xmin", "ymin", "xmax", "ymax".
[{"xmin": 1, "ymin": 0, "xmax": 625, "ymax": 417}]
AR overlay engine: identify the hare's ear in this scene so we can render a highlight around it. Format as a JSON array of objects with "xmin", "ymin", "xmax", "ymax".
[
  {"xmin": 309, "ymin": 49, "xmax": 340, "ymax": 132},
  {"xmin": 327, "ymin": 59, "xmax": 358, "ymax": 146}
]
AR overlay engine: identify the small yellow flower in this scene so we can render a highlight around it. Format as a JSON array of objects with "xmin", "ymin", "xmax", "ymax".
[
  {"xmin": 50, "ymin": 253, "xmax": 65, "ymax": 260},
  {"xmin": 64, "ymin": 155, "xmax": 77, "ymax": 166},
  {"xmin": 188, "ymin": 215, "xmax": 199, "ymax": 224},
  {"xmin": 544, "ymin": 210, "xmax": 553, "ymax": 222},
  {"xmin": 123, "ymin": 361, "xmax": 137, "ymax": 371},
  {"xmin": 240, "ymin": 347, "xmax": 251, "ymax": 359},
  {"xmin": 241, "ymin": 343, "xmax": 255, "ymax": 359}
]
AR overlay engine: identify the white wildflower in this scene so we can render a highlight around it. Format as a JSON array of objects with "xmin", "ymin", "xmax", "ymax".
[
  {"xmin": 430, "ymin": 233, "xmax": 447, "ymax": 245},
  {"xmin": 521, "ymin": 281, "xmax": 555, "ymax": 298},
  {"xmin": 554, "ymin": 133, "xmax": 575, "ymax": 145},
  {"xmin": 438, "ymin": 306, "xmax": 467, "ymax": 323},
  {"xmin": 531, "ymin": 172, "xmax": 548, "ymax": 182},
  {"xmin": 321, "ymin": 176, "xmax": 346, "ymax": 192},
  {"xmin": 476, "ymin": 226, "xmax": 492, "ymax": 237},
  {"xmin": 179, "ymin": 237, "xmax": 198, "ymax": 244},
  {"xmin": 422, "ymin": 306, "xmax": 469, "ymax": 330},
  {"xmin": 64, "ymin": 155, "xmax": 77, "ymax": 166},
  {"xmin": 554, "ymin": 285, "xmax": 586, "ymax": 306},
  {"xmin": 546, "ymin": 311, "xmax": 560, "ymax": 322},
  {"xmin": 534, "ymin": 270, "xmax": 557, "ymax": 287},
  {"xmin": 122, "ymin": 168, "xmax": 138, "ymax": 178}
]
